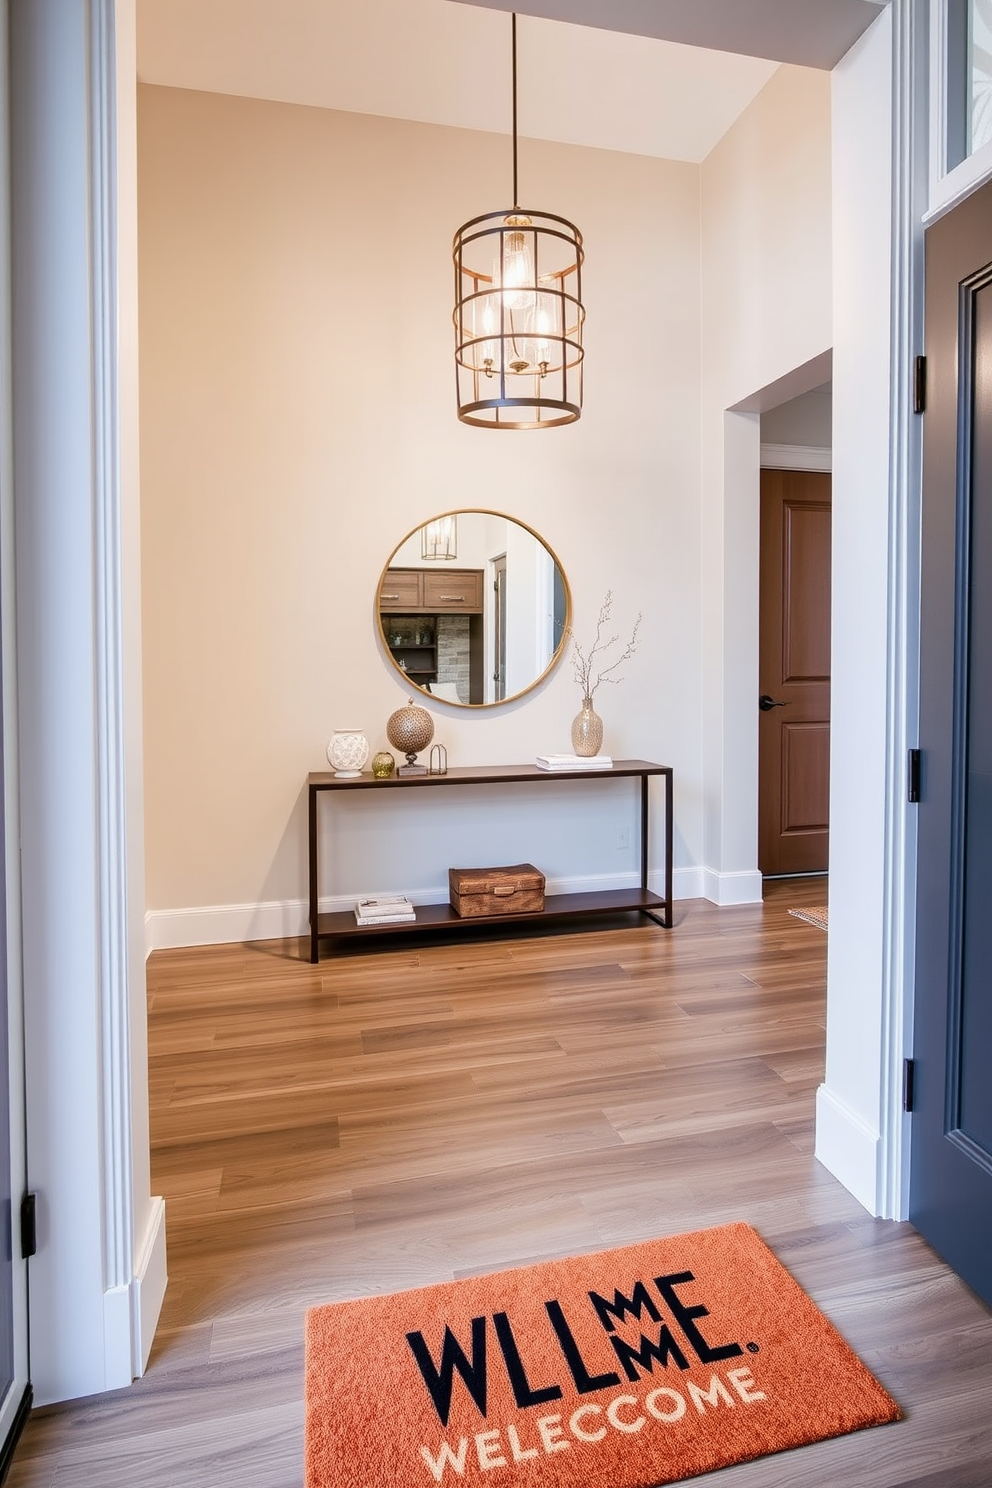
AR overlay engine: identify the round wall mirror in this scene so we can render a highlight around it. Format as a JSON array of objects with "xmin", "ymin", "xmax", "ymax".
[{"xmin": 376, "ymin": 510, "xmax": 571, "ymax": 707}]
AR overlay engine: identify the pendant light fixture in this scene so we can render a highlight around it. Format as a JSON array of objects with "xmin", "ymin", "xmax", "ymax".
[
  {"xmin": 453, "ymin": 13, "xmax": 585, "ymax": 429},
  {"xmin": 420, "ymin": 514, "xmax": 457, "ymax": 561}
]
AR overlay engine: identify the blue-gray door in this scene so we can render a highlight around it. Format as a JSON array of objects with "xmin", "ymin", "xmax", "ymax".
[{"xmin": 912, "ymin": 174, "xmax": 992, "ymax": 1306}]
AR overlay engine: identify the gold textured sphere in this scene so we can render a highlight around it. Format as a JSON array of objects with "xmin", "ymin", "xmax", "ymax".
[
  {"xmin": 371, "ymin": 751, "xmax": 396, "ymax": 779},
  {"xmin": 386, "ymin": 698, "xmax": 434, "ymax": 758}
]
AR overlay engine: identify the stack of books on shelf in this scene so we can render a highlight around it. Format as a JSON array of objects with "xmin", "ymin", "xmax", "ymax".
[
  {"xmin": 354, "ymin": 896, "xmax": 416, "ymax": 926},
  {"xmin": 535, "ymin": 754, "xmax": 613, "ymax": 771}
]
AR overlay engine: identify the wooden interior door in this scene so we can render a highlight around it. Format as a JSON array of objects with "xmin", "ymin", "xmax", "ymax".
[{"xmin": 758, "ymin": 469, "xmax": 831, "ymax": 876}]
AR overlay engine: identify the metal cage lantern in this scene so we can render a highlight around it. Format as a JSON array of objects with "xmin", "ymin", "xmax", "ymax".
[
  {"xmin": 453, "ymin": 209, "xmax": 584, "ymax": 428},
  {"xmin": 452, "ymin": 13, "xmax": 585, "ymax": 429},
  {"xmin": 420, "ymin": 514, "xmax": 457, "ymax": 561}
]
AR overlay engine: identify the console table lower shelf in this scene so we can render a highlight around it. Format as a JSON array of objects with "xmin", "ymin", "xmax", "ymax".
[
  {"xmin": 314, "ymin": 886, "xmax": 669, "ymax": 948},
  {"xmin": 307, "ymin": 760, "xmax": 673, "ymax": 960}
]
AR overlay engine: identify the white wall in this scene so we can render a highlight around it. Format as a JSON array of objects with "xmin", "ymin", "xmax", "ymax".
[
  {"xmin": 816, "ymin": 7, "xmax": 896, "ymax": 1211},
  {"xmin": 10, "ymin": 0, "xmax": 163, "ymax": 1404},
  {"xmin": 760, "ymin": 385, "xmax": 832, "ymax": 446},
  {"xmin": 699, "ymin": 64, "xmax": 833, "ymax": 904}
]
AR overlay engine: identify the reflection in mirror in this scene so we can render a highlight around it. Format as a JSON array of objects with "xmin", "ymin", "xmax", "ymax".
[{"xmin": 377, "ymin": 511, "xmax": 570, "ymax": 707}]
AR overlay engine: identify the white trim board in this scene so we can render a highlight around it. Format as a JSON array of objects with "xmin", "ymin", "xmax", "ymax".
[
  {"xmin": 876, "ymin": 0, "xmax": 925, "ymax": 1223},
  {"xmin": 814, "ymin": 1083, "xmax": 880, "ymax": 1214},
  {"xmin": 11, "ymin": 0, "xmax": 161, "ymax": 1404},
  {"xmin": 701, "ymin": 868, "xmax": 764, "ymax": 906},
  {"xmin": 759, "ymin": 442, "xmax": 831, "ymax": 471},
  {"xmin": 131, "ymin": 1197, "xmax": 167, "ymax": 1376}
]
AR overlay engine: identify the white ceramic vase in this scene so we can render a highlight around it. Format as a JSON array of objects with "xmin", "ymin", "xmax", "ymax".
[{"xmin": 326, "ymin": 729, "xmax": 370, "ymax": 778}]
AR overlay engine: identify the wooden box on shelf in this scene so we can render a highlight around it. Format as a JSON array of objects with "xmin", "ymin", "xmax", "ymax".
[{"xmin": 448, "ymin": 863, "xmax": 546, "ymax": 918}]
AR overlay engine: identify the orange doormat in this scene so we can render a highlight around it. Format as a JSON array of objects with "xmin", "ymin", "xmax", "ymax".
[{"xmin": 304, "ymin": 1222, "xmax": 899, "ymax": 1487}]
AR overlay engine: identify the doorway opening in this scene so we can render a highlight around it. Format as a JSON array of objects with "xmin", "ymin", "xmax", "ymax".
[{"xmin": 757, "ymin": 384, "xmax": 832, "ymax": 882}]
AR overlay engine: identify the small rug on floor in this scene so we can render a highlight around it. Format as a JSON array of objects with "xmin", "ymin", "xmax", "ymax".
[
  {"xmin": 304, "ymin": 1221, "xmax": 898, "ymax": 1488},
  {"xmin": 789, "ymin": 906, "xmax": 828, "ymax": 930}
]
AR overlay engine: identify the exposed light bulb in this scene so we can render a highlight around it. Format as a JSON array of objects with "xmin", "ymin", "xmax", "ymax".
[
  {"xmin": 500, "ymin": 218, "xmax": 535, "ymax": 311},
  {"xmin": 477, "ymin": 292, "xmax": 500, "ymax": 375},
  {"xmin": 533, "ymin": 279, "xmax": 558, "ymax": 370}
]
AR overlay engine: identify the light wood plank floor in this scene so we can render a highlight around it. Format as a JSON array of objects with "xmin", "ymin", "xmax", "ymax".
[{"xmin": 8, "ymin": 881, "xmax": 992, "ymax": 1487}]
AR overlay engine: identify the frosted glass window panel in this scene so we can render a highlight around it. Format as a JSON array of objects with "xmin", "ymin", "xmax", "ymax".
[
  {"xmin": 972, "ymin": 0, "xmax": 992, "ymax": 153},
  {"xmin": 929, "ymin": 0, "xmax": 992, "ymax": 213}
]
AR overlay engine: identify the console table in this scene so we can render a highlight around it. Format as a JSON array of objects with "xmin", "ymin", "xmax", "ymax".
[{"xmin": 307, "ymin": 759, "xmax": 673, "ymax": 962}]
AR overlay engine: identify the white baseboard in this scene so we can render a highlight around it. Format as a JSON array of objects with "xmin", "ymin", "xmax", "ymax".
[
  {"xmin": 95, "ymin": 1196, "xmax": 168, "ymax": 1396},
  {"xmin": 701, "ymin": 868, "xmax": 764, "ymax": 906},
  {"xmin": 145, "ymin": 898, "xmax": 312, "ymax": 953},
  {"xmin": 814, "ymin": 1084, "xmax": 879, "ymax": 1215},
  {"xmin": 145, "ymin": 868, "xmax": 714, "ymax": 953},
  {"xmin": 102, "ymin": 1284, "xmax": 133, "ymax": 1394},
  {"xmin": 132, "ymin": 1196, "xmax": 168, "ymax": 1376}
]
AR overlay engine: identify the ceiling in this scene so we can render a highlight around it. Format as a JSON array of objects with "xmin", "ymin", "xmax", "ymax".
[
  {"xmin": 453, "ymin": 0, "xmax": 888, "ymax": 70},
  {"xmin": 136, "ymin": 0, "xmax": 885, "ymax": 165}
]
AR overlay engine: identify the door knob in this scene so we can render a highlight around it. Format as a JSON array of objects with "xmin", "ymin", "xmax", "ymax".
[{"xmin": 759, "ymin": 694, "xmax": 788, "ymax": 711}]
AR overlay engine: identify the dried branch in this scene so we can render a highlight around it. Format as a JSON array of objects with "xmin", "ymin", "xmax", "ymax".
[{"xmin": 568, "ymin": 591, "xmax": 642, "ymax": 701}]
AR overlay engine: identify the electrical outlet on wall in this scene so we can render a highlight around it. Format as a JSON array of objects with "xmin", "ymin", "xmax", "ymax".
[{"xmin": 616, "ymin": 826, "xmax": 630, "ymax": 850}]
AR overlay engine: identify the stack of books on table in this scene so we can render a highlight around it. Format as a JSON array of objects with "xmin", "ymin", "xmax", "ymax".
[
  {"xmin": 354, "ymin": 896, "xmax": 416, "ymax": 926},
  {"xmin": 535, "ymin": 754, "xmax": 613, "ymax": 771}
]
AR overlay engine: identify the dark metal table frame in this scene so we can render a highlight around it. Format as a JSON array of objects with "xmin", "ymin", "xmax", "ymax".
[{"xmin": 307, "ymin": 759, "xmax": 673, "ymax": 962}]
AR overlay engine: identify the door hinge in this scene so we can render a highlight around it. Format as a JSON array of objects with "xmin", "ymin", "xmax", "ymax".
[
  {"xmin": 20, "ymin": 1193, "xmax": 36, "ymax": 1259},
  {"xmin": 903, "ymin": 1058, "xmax": 916, "ymax": 1113},
  {"xmin": 907, "ymin": 747, "xmax": 921, "ymax": 803},
  {"xmin": 913, "ymin": 355, "xmax": 927, "ymax": 413}
]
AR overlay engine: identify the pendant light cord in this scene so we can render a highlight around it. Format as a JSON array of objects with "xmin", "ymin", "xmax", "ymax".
[{"xmin": 511, "ymin": 12, "xmax": 519, "ymax": 209}]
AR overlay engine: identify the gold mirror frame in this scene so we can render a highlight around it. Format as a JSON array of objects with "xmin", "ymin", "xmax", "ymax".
[{"xmin": 376, "ymin": 509, "xmax": 571, "ymax": 708}]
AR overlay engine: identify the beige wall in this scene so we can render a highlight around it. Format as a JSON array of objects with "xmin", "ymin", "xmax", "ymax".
[
  {"xmin": 698, "ymin": 64, "xmax": 833, "ymax": 896},
  {"xmin": 139, "ymin": 68, "xmax": 834, "ymax": 935},
  {"xmin": 701, "ymin": 65, "xmax": 833, "ymax": 412},
  {"xmin": 138, "ymin": 85, "xmax": 702, "ymax": 931}
]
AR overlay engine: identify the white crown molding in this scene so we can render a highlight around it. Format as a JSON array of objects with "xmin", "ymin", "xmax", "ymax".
[{"xmin": 759, "ymin": 442, "xmax": 832, "ymax": 471}]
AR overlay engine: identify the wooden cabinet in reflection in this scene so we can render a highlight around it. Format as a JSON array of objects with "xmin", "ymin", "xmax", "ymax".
[
  {"xmin": 379, "ymin": 568, "xmax": 485, "ymax": 704},
  {"xmin": 378, "ymin": 568, "xmax": 484, "ymax": 613}
]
